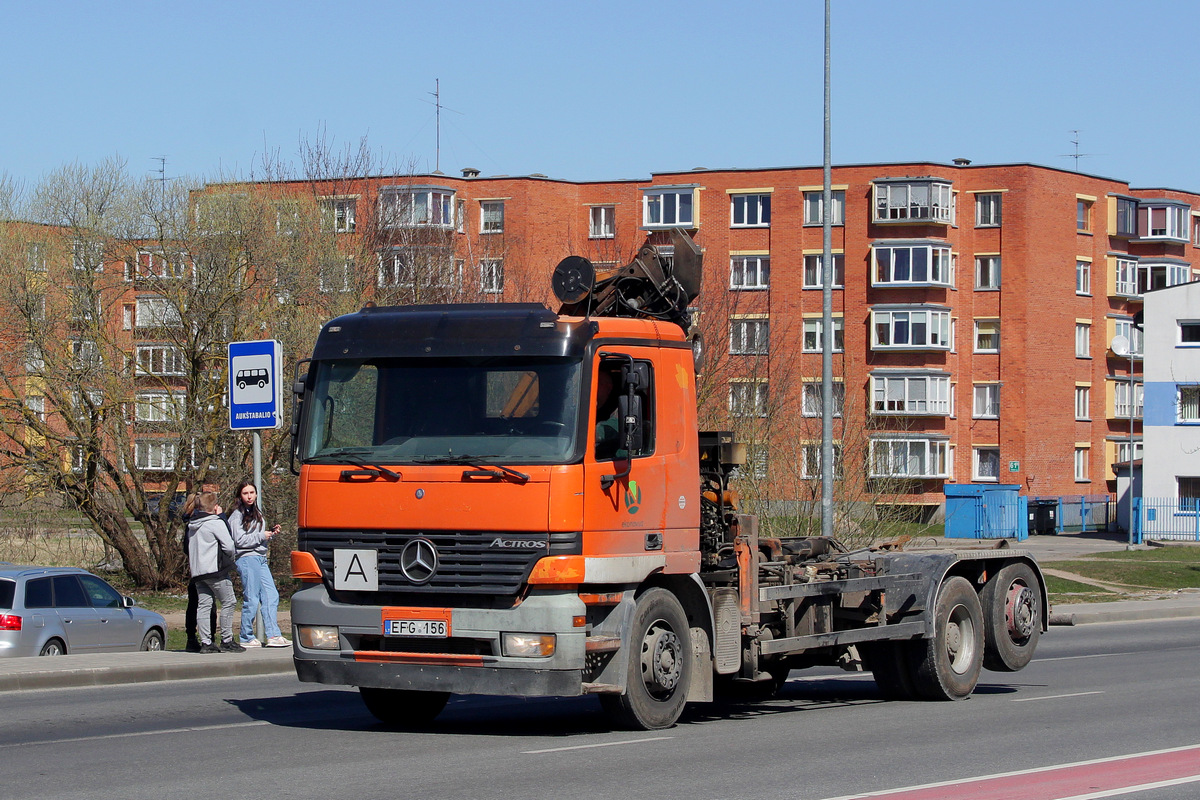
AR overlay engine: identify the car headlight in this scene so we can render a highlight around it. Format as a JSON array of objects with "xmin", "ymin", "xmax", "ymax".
[
  {"xmin": 297, "ymin": 625, "xmax": 339, "ymax": 650},
  {"xmin": 502, "ymin": 633, "xmax": 556, "ymax": 657}
]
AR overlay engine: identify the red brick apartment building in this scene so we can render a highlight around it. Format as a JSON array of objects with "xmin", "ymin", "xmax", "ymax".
[{"xmin": 8, "ymin": 162, "xmax": 1195, "ymax": 515}]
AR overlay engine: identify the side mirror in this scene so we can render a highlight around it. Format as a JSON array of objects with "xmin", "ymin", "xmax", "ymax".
[
  {"xmin": 617, "ymin": 393, "xmax": 644, "ymax": 455},
  {"xmin": 122, "ymin": 596, "xmax": 136, "ymax": 609}
]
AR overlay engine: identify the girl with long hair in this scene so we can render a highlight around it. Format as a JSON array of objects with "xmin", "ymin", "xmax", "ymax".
[{"xmin": 229, "ymin": 480, "xmax": 288, "ymax": 647}]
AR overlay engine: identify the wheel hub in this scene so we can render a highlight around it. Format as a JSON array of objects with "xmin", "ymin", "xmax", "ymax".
[
  {"xmin": 1005, "ymin": 583, "xmax": 1036, "ymax": 639},
  {"xmin": 642, "ymin": 627, "xmax": 682, "ymax": 693}
]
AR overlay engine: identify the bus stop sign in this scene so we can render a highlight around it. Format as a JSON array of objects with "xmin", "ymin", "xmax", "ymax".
[{"xmin": 228, "ymin": 340, "xmax": 283, "ymax": 430}]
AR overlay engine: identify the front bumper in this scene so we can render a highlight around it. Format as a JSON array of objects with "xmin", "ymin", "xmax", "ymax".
[{"xmin": 290, "ymin": 583, "xmax": 588, "ymax": 697}]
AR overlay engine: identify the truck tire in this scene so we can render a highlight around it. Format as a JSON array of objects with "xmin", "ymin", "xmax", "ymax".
[
  {"xmin": 980, "ymin": 562, "xmax": 1041, "ymax": 672},
  {"xmin": 359, "ymin": 687, "xmax": 450, "ymax": 727},
  {"xmin": 600, "ymin": 588, "xmax": 692, "ymax": 730},
  {"xmin": 862, "ymin": 641, "xmax": 919, "ymax": 700},
  {"xmin": 911, "ymin": 576, "xmax": 983, "ymax": 701}
]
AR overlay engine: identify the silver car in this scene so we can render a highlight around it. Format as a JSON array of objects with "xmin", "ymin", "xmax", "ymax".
[{"xmin": 0, "ymin": 566, "xmax": 167, "ymax": 656}]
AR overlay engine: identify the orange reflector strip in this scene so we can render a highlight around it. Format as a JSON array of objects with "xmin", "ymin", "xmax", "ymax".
[
  {"xmin": 579, "ymin": 591, "xmax": 624, "ymax": 606},
  {"xmin": 527, "ymin": 555, "xmax": 585, "ymax": 585},
  {"xmin": 291, "ymin": 551, "xmax": 322, "ymax": 582},
  {"xmin": 352, "ymin": 651, "xmax": 484, "ymax": 666}
]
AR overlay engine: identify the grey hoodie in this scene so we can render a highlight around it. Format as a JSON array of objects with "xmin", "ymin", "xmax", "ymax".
[
  {"xmin": 229, "ymin": 507, "xmax": 270, "ymax": 558},
  {"xmin": 186, "ymin": 512, "xmax": 236, "ymax": 579}
]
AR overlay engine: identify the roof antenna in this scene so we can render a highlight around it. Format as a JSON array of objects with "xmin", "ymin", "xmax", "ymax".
[{"xmin": 1059, "ymin": 131, "xmax": 1097, "ymax": 171}]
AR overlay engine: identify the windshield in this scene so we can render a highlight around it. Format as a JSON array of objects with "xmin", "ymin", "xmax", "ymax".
[{"xmin": 301, "ymin": 356, "xmax": 582, "ymax": 464}]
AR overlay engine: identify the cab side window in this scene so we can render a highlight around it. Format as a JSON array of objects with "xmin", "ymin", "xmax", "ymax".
[{"xmin": 594, "ymin": 359, "xmax": 655, "ymax": 460}]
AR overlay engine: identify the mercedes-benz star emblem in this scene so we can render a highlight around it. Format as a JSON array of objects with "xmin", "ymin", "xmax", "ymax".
[{"xmin": 400, "ymin": 538, "xmax": 438, "ymax": 584}]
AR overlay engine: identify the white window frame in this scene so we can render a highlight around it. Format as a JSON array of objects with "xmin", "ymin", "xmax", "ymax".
[
  {"xmin": 480, "ymin": 258, "xmax": 504, "ymax": 294},
  {"xmin": 1137, "ymin": 262, "xmax": 1190, "ymax": 294},
  {"xmin": 803, "ymin": 318, "xmax": 844, "ymax": 353},
  {"xmin": 69, "ymin": 339, "xmax": 102, "ymax": 369},
  {"xmin": 729, "ymin": 381, "xmax": 768, "ymax": 418},
  {"xmin": 872, "ymin": 242, "xmax": 954, "ymax": 287},
  {"xmin": 803, "ymin": 254, "xmax": 844, "ymax": 289},
  {"xmin": 1074, "ymin": 447, "xmax": 1089, "ymax": 482},
  {"xmin": 975, "ymin": 256, "xmax": 1000, "ymax": 290},
  {"xmin": 729, "ymin": 318, "xmax": 769, "ymax": 355},
  {"xmin": 135, "ymin": 440, "xmax": 177, "ymax": 471},
  {"xmin": 1075, "ymin": 385, "xmax": 1091, "ymax": 420},
  {"xmin": 801, "ymin": 442, "xmax": 843, "ymax": 479},
  {"xmin": 1115, "ymin": 257, "xmax": 1138, "ymax": 296},
  {"xmin": 975, "ymin": 193, "xmax": 1002, "ymax": 227},
  {"xmin": 1180, "ymin": 321, "xmax": 1200, "ymax": 346},
  {"xmin": 480, "ymin": 201, "xmax": 505, "ymax": 234},
  {"xmin": 1077, "ymin": 199, "xmax": 1092, "ymax": 232},
  {"xmin": 730, "ymin": 193, "xmax": 771, "ymax": 228},
  {"xmin": 802, "ymin": 382, "xmax": 844, "ymax": 418},
  {"xmin": 378, "ymin": 187, "xmax": 456, "ymax": 229},
  {"xmin": 730, "ymin": 256, "xmax": 769, "ymax": 290},
  {"xmin": 321, "ymin": 197, "xmax": 357, "ymax": 233},
  {"xmin": 134, "ymin": 297, "xmax": 182, "ymax": 328},
  {"xmin": 1076, "ymin": 260, "xmax": 1091, "ymax": 295},
  {"xmin": 871, "ymin": 373, "xmax": 951, "ymax": 416},
  {"xmin": 1076, "ymin": 322, "xmax": 1091, "ymax": 358},
  {"xmin": 1114, "ymin": 320, "xmax": 1144, "ymax": 357},
  {"xmin": 1178, "ymin": 385, "xmax": 1200, "ymax": 423},
  {"xmin": 1114, "ymin": 380, "xmax": 1144, "ymax": 419},
  {"xmin": 1138, "ymin": 204, "xmax": 1189, "ymax": 240},
  {"xmin": 974, "ymin": 319, "xmax": 1000, "ymax": 353},
  {"xmin": 873, "ymin": 181, "xmax": 953, "ymax": 223},
  {"xmin": 871, "ymin": 308, "xmax": 952, "ymax": 350},
  {"xmin": 974, "ymin": 384, "xmax": 1000, "ymax": 419},
  {"xmin": 135, "ymin": 392, "xmax": 185, "ymax": 423},
  {"xmin": 870, "ymin": 438, "xmax": 951, "ymax": 479},
  {"xmin": 803, "ymin": 191, "xmax": 845, "ymax": 225},
  {"xmin": 135, "ymin": 345, "xmax": 186, "ymax": 377},
  {"xmin": 589, "ymin": 206, "xmax": 615, "ymax": 239},
  {"xmin": 973, "ymin": 447, "xmax": 1001, "ymax": 482},
  {"xmin": 643, "ymin": 188, "xmax": 694, "ymax": 228},
  {"xmin": 319, "ymin": 257, "xmax": 354, "ymax": 293},
  {"xmin": 1116, "ymin": 197, "xmax": 1138, "ymax": 237}
]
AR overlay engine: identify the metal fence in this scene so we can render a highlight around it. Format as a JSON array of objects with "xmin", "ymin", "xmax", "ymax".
[
  {"xmin": 1030, "ymin": 495, "xmax": 1115, "ymax": 534},
  {"xmin": 1135, "ymin": 497, "xmax": 1200, "ymax": 542}
]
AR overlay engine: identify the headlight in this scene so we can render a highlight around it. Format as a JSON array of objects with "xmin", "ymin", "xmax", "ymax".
[
  {"xmin": 502, "ymin": 633, "xmax": 556, "ymax": 657},
  {"xmin": 297, "ymin": 625, "xmax": 340, "ymax": 650}
]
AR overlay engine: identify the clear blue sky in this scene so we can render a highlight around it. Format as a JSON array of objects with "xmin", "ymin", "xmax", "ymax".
[{"xmin": 3, "ymin": 0, "xmax": 1198, "ymax": 191}]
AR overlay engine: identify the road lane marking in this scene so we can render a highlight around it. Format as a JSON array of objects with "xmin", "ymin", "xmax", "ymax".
[
  {"xmin": 818, "ymin": 743, "xmax": 1200, "ymax": 800},
  {"xmin": 523, "ymin": 736, "xmax": 671, "ymax": 754},
  {"xmin": 1011, "ymin": 690, "xmax": 1105, "ymax": 702},
  {"xmin": 1, "ymin": 719, "xmax": 271, "ymax": 748},
  {"xmin": 1056, "ymin": 774, "xmax": 1200, "ymax": 800}
]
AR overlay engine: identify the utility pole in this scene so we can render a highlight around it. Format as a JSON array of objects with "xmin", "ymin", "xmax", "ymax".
[{"xmin": 821, "ymin": 0, "xmax": 834, "ymax": 539}]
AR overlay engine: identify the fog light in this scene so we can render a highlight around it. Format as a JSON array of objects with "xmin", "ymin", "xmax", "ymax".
[
  {"xmin": 502, "ymin": 633, "xmax": 556, "ymax": 657},
  {"xmin": 297, "ymin": 625, "xmax": 340, "ymax": 650}
]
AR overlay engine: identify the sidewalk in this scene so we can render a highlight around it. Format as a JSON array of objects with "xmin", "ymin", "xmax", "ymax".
[{"xmin": 1, "ymin": 531, "xmax": 1196, "ymax": 693}]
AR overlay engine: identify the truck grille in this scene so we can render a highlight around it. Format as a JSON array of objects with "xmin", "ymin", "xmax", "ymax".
[{"xmin": 299, "ymin": 529, "xmax": 581, "ymax": 598}]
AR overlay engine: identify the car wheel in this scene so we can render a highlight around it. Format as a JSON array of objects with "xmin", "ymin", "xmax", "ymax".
[
  {"xmin": 39, "ymin": 638, "xmax": 66, "ymax": 656},
  {"xmin": 140, "ymin": 629, "xmax": 164, "ymax": 651}
]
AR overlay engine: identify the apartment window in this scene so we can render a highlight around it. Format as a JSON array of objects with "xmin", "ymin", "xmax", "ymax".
[
  {"xmin": 1076, "ymin": 260, "xmax": 1091, "ymax": 295},
  {"xmin": 135, "ymin": 297, "xmax": 182, "ymax": 328},
  {"xmin": 1114, "ymin": 320, "xmax": 1144, "ymax": 356},
  {"xmin": 1075, "ymin": 385, "xmax": 1091, "ymax": 420},
  {"xmin": 589, "ymin": 206, "xmax": 615, "ymax": 238},
  {"xmin": 730, "ymin": 318, "xmax": 769, "ymax": 355},
  {"xmin": 1138, "ymin": 203, "xmax": 1189, "ymax": 240},
  {"xmin": 1076, "ymin": 322, "xmax": 1091, "ymax": 358},
  {"xmin": 136, "ymin": 345, "xmax": 185, "ymax": 376},
  {"xmin": 975, "ymin": 256, "xmax": 1001, "ymax": 290},
  {"xmin": 975, "ymin": 193, "xmax": 1002, "ymax": 227},
  {"xmin": 874, "ymin": 180, "xmax": 953, "ymax": 223},
  {"xmin": 732, "ymin": 445, "xmax": 769, "ymax": 481},
  {"xmin": 136, "ymin": 250, "xmax": 187, "ymax": 280},
  {"xmin": 803, "ymin": 254, "xmax": 844, "ymax": 288},
  {"xmin": 801, "ymin": 442, "xmax": 843, "ymax": 479},
  {"xmin": 1138, "ymin": 262, "xmax": 1190, "ymax": 294},
  {"xmin": 872, "ymin": 372, "xmax": 951, "ymax": 415},
  {"xmin": 321, "ymin": 198, "xmax": 356, "ymax": 233},
  {"xmin": 122, "ymin": 304, "xmax": 133, "ymax": 330},
  {"xmin": 872, "ymin": 307, "xmax": 952, "ymax": 350},
  {"xmin": 802, "ymin": 382, "xmax": 844, "ymax": 417},
  {"xmin": 319, "ymin": 258, "xmax": 353, "ymax": 293},
  {"xmin": 1178, "ymin": 386, "xmax": 1200, "ymax": 423},
  {"xmin": 803, "ymin": 318, "xmax": 844, "ymax": 353},
  {"xmin": 377, "ymin": 248, "xmax": 459, "ymax": 290},
  {"xmin": 480, "ymin": 201, "xmax": 505, "ymax": 234},
  {"xmin": 643, "ymin": 188, "xmax": 694, "ymax": 228},
  {"xmin": 1194, "ymin": 218, "xmax": 1200, "ymax": 247},
  {"xmin": 731, "ymin": 193, "xmax": 770, "ymax": 227},
  {"xmin": 730, "ymin": 256, "xmax": 770, "ymax": 289},
  {"xmin": 872, "ymin": 242, "xmax": 953, "ymax": 286},
  {"xmin": 974, "ymin": 320, "xmax": 1000, "ymax": 353},
  {"xmin": 24, "ymin": 344, "xmax": 43, "ymax": 373},
  {"xmin": 973, "ymin": 447, "xmax": 1001, "ymax": 482},
  {"xmin": 72, "ymin": 240, "xmax": 103, "ymax": 272},
  {"xmin": 729, "ymin": 381, "xmax": 768, "ymax": 418},
  {"xmin": 1074, "ymin": 447, "xmax": 1089, "ymax": 482},
  {"xmin": 1115, "ymin": 197, "xmax": 1138, "ymax": 237},
  {"xmin": 135, "ymin": 392, "xmax": 184, "ymax": 423},
  {"xmin": 1116, "ymin": 440, "xmax": 1143, "ymax": 464},
  {"xmin": 135, "ymin": 440, "xmax": 177, "ymax": 471},
  {"xmin": 1077, "ymin": 199, "xmax": 1092, "ymax": 232},
  {"xmin": 803, "ymin": 190, "xmax": 845, "ymax": 225},
  {"xmin": 1114, "ymin": 381, "xmax": 1144, "ymax": 418},
  {"xmin": 26, "ymin": 242, "xmax": 46, "ymax": 272},
  {"xmin": 1180, "ymin": 322, "xmax": 1200, "ymax": 345},
  {"xmin": 1178, "ymin": 477, "xmax": 1200, "ymax": 510},
  {"xmin": 379, "ymin": 187, "xmax": 456, "ymax": 228},
  {"xmin": 378, "ymin": 249, "xmax": 414, "ymax": 288},
  {"xmin": 480, "ymin": 259, "xmax": 504, "ymax": 294},
  {"xmin": 1115, "ymin": 258, "xmax": 1138, "ymax": 296},
  {"xmin": 974, "ymin": 384, "xmax": 1000, "ymax": 418},
  {"xmin": 24, "ymin": 395, "xmax": 45, "ymax": 423},
  {"xmin": 870, "ymin": 438, "xmax": 950, "ymax": 479}
]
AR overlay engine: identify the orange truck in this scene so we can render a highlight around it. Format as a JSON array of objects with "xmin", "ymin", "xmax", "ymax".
[{"xmin": 287, "ymin": 232, "xmax": 1047, "ymax": 730}]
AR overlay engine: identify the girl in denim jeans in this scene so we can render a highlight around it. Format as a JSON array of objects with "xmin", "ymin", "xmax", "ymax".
[{"xmin": 230, "ymin": 480, "xmax": 288, "ymax": 647}]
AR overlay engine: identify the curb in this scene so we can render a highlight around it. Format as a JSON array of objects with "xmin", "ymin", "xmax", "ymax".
[
  {"xmin": 0, "ymin": 650, "xmax": 295, "ymax": 692},
  {"xmin": 1049, "ymin": 604, "xmax": 1200, "ymax": 626}
]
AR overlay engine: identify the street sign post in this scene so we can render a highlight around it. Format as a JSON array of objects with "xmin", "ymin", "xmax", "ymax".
[{"xmin": 228, "ymin": 340, "xmax": 283, "ymax": 431}]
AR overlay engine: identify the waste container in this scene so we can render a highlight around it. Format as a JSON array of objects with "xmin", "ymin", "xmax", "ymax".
[{"xmin": 1027, "ymin": 499, "xmax": 1058, "ymax": 535}]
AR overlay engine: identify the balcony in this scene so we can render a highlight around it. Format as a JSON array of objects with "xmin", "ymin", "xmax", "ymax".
[{"xmin": 872, "ymin": 179, "xmax": 953, "ymax": 225}]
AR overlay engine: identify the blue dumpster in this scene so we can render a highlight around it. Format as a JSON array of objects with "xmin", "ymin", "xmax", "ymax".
[{"xmin": 944, "ymin": 484, "xmax": 1027, "ymax": 541}]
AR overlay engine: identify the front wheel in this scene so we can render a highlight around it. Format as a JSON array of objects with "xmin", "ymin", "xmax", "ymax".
[
  {"xmin": 140, "ymin": 629, "xmax": 164, "ymax": 651},
  {"xmin": 911, "ymin": 576, "xmax": 984, "ymax": 700},
  {"xmin": 600, "ymin": 588, "xmax": 692, "ymax": 730},
  {"xmin": 359, "ymin": 687, "xmax": 450, "ymax": 727},
  {"xmin": 980, "ymin": 563, "xmax": 1042, "ymax": 672}
]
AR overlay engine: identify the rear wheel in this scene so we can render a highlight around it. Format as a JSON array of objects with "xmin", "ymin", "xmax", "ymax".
[
  {"xmin": 911, "ymin": 576, "xmax": 983, "ymax": 700},
  {"xmin": 981, "ymin": 563, "xmax": 1041, "ymax": 672},
  {"xmin": 863, "ymin": 641, "xmax": 919, "ymax": 700},
  {"xmin": 359, "ymin": 688, "xmax": 450, "ymax": 726},
  {"xmin": 600, "ymin": 588, "xmax": 691, "ymax": 730},
  {"xmin": 140, "ymin": 629, "xmax": 164, "ymax": 651},
  {"xmin": 39, "ymin": 638, "xmax": 66, "ymax": 656}
]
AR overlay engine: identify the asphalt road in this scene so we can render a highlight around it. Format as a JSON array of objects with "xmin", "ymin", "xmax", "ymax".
[{"xmin": 0, "ymin": 617, "xmax": 1197, "ymax": 800}]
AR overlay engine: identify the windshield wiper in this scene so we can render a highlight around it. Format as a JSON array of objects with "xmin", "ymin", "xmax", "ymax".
[
  {"xmin": 318, "ymin": 449, "xmax": 400, "ymax": 481},
  {"xmin": 415, "ymin": 454, "xmax": 530, "ymax": 484}
]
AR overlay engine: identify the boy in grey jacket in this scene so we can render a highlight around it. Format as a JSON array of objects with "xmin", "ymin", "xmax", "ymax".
[{"xmin": 184, "ymin": 491, "xmax": 244, "ymax": 653}]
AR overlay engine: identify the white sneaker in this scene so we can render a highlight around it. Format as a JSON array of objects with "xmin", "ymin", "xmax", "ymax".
[
  {"xmin": 240, "ymin": 638, "xmax": 262, "ymax": 648},
  {"xmin": 265, "ymin": 636, "xmax": 291, "ymax": 648}
]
